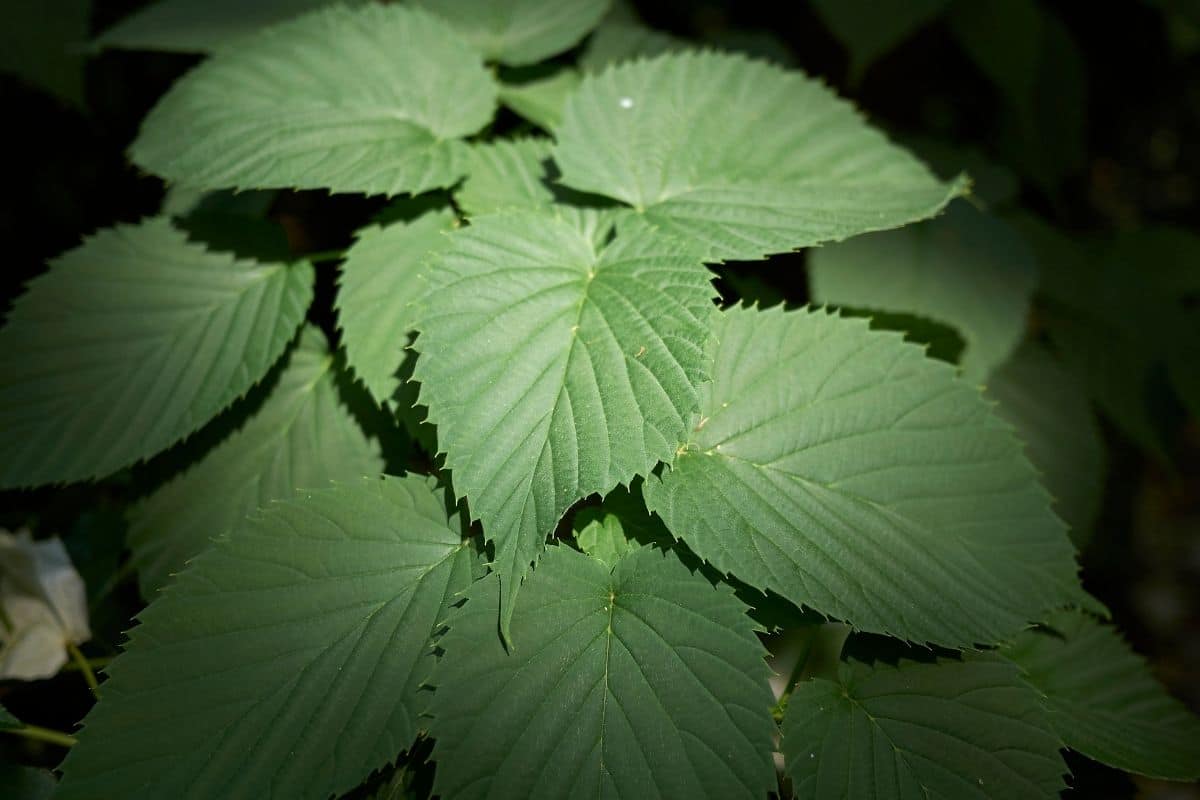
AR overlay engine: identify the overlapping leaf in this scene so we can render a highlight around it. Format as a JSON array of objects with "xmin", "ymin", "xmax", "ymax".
[
  {"xmin": 1002, "ymin": 610, "xmax": 1200, "ymax": 780},
  {"xmin": 0, "ymin": 217, "xmax": 312, "ymax": 488},
  {"xmin": 811, "ymin": 0, "xmax": 949, "ymax": 83},
  {"xmin": 130, "ymin": 5, "xmax": 498, "ymax": 196},
  {"xmin": 127, "ymin": 326, "xmax": 384, "ymax": 595},
  {"xmin": 454, "ymin": 138, "xmax": 559, "ymax": 216},
  {"xmin": 414, "ymin": 0, "xmax": 610, "ymax": 65},
  {"xmin": 643, "ymin": 305, "xmax": 1086, "ymax": 646},
  {"xmin": 498, "ymin": 70, "xmax": 581, "ymax": 131},
  {"xmin": 554, "ymin": 51, "xmax": 964, "ymax": 260},
  {"xmin": 429, "ymin": 545, "xmax": 775, "ymax": 799},
  {"xmin": 577, "ymin": 20, "xmax": 687, "ymax": 71},
  {"xmin": 809, "ymin": 202, "xmax": 1036, "ymax": 382},
  {"xmin": 336, "ymin": 207, "xmax": 456, "ymax": 406},
  {"xmin": 455, "ymin": 138, "xmax": 614, "ymax": 242},
  {"xmin": 94, "ymin": 0, "xmax": 363, "ymax": 53},
  {"xmin": 412, "ymin": 210, "xmax": 715, "ymax": 639},
  {"xmin": 0, "ymin": 0, "xmax": 90, "ymax": 106},
  {"xmin": 57, "ymin": 476, "xmax": 474, "ymax": 800},
  {"xmin": 986, "ymin": 343, "xmax": 1105, "ymax": 546},
  {"xmin": 782, "ymin": 657, "xmax": 1066, "ymax": 799}
]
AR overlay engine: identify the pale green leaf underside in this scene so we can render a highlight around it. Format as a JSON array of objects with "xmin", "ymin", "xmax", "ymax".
[
  {"xmin": 57, "ymin": 476, "xmax": 474, "ymax": 800},
  {"xmin": 414, "ymin": 0, "xmax": 610, "ymax": 65},
  {"xmin": 128, "ymin": 326, "xmax": 384, "ymax": 595},
  {"xmin": 130, "ymin": 5, "xmax": 497, "ymax": 196},
  {"xmin": 783, "ymin": 658, "xmax": 1066, "ymax": 799},
  {"xmin": 429, "ymin": 545, "xmax": 775, "ymax": 799},
  {"xmin": 809, "ymin": 202, "xmax": 1036, "ymax": 383},
  {"xmin": 498, "ymin": 69, "xmax": 581, "ymax": 130},
  {"xmin": 412, "ymin": 210, "xmax": 714, "ymax": 637},
  {"xmin": 554, "ymin": 51, "xmax": 964, "ymax": 260},
  {"xmin": 643, "ymin": 305, "xmax": 1085, "ymax": 647},
  {"xmin": 986, "ymin": 343, "xmax": 1104, "ymax": 546},
  {"xmin": 94, "ymin": 0, "xmax": 364, "ymax": 53},
  {"xmin": 336, "ymin": 207, "xmax": 456, "ymax": 406},
  {"xmin": 1002, "ymin": 610, "xmax": 1200, "ymax": 780},
  {"xmin": 0, "ymin": 217, "xmax": 312, "ymax": 488}
]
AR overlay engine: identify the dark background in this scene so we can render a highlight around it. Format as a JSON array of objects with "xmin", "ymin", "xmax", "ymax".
[{"xmin": 1, "ymin": 2, "xmax": 1198, "ymax": 797}]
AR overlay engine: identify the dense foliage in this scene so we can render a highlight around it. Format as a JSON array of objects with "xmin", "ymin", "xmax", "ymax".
[{"xmin": 2, "ymin": 1, "xmax": 1199, "ymax": 798}]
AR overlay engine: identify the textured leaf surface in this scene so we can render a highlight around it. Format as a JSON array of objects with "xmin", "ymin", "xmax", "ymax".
[
  {"xmin": 554, "ymin": 52, "xmax": 963, "ymax": 260},
  {"xmin": 412, "ymin": 210, "xmax": 714, "ymax": 638},
  {"xmin": 1002, "ymin": 610, "xmax": 1200, "ymax": 780},
  {"xmin": 782, "ymin": 657, "xmax": 1066, "ymax": 799},
  {"xmin": 429, "ymin": 545, "xmax": 775, "ymax": 799},
  {"xmin": 130, "ymin": 5, "xmax": 497, "ymax": 196},
  {"xmin": 0, "ymin": 217, "xmax": 312, "ymax": 488},
  {"xmin": 414, "ymin": 0, "xmax": 610, "ymax": 65},
  {"xmin": 57, "ymin": 476, "xmax": 473, "ymax": 800},
  {"xmin": 128, "ymin": 327, "xmax": 384, "ymax": 595},
  {"xmin": 337, "ymin": 208, "xmax": 456, "ymax": 405},
  {"xmin": 643, "ymin": 305, "xmax": 1085, "ymax": 646},
  {"xmin": 94, "ymin": 0, "xmax": 363, "ymax": 52},
  {"xmin": 809, "ymin": 202, "xmax": 1036, "ymax": 382},
  {"xmin": 986, "ymin": 343, "xmax": 1104, "ymax": 546},
  {"xmin": 812, "ymin": 0, "xmax": 949, "ymax": 83}
]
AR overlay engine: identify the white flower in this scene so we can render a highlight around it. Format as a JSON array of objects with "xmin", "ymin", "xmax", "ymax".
[{"xmin": 0, "ymin": 529, "xmax": 91, "ymax": 680}]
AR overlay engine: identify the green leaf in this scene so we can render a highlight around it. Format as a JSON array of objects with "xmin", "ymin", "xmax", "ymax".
[
  {"xmin": 429, "ymin": 545, "xmax": 775, "ymax": 799},
  {"xmin": 1001, "ymin": 610, "xmax": 1200, "ymax": 781},
  {"xmin": 127, "ymin": 326, "xmax": 384, "ymax": 595},
  {"xmin": 553, "ymin": 51, "xmax": 964, "ymax": 260},
  {"xmin": 57, "ymin": 476, "xmax": 474, "ymax": 800},
  {"xmin": 0, "ymin": 765, "xmax": 56, "ymax": 800},
  {"xmin": 0, "ymin": 703, "xmax": 21, "ymax": 729},
  {"xmin": 412, "ymin": 210, "xmax": 715, "ymax": 641},
  {"xmin": 812, "ymin": 0, "xmax": 949, "ymax": 83},
  {"xmin": 782, "ymin": 657, "xmax": 1066, "ymax": 799},
  {"xmin": 413, "ymin": 0, "xmax": 610, "ymax": 65},
  {"xmin": 572, "ymin": 511, "xmax": 636, "ymax": 568},
  {"xmin": 1017, "ymin": 214, "xmax": 1175, "ymax": 457},
  {"xmin": 336, "ymin": 207, "xmax": 456, "ymax": 406},
  {"xmin": 455, "ymin": 138, "xmax": 558, "ymax": 216},
  {"xmin": 577, "ymin": 20, "xmax": 687, "ymax": 72},
  {"xmin": 498, "ymin": 69, "xmax": 581, "ymax": 130},
  {"xmin": 94, "ymin": 0, "xmax": 364, "ymax": 53},
  {"xmin": 130, "ymin": 5, "xmax": 498, "ymax": 196},
  {"xmin": 985, "ymin": 343, "xmax": 1105, "ymax": 547},
  {"xmin": 948, "ymin": 0, "xmax": 1086, "ymax": 192},
  {"xmin": 0, "ymin": 217, "xmax": 313, "ymax": 489},
  {"xmin": 642, "ymin": 305, "xmax": 1086, "ymax": 647},
  {"xmin": 0, "ymin": 0, "xmax": 89, "ymax": 106},
  {"xmin": 809, "ymin": 202, "xmax": 1037, "ymax": 382}
]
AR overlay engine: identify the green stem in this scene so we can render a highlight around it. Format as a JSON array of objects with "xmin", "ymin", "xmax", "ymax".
[
  {"xmin": 5, "ymin": 725, "xmax": 77, "ymax": 748},
  {"xmin": 67, "ymin": 642, "xmax": 100, "ymax": 696}
]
